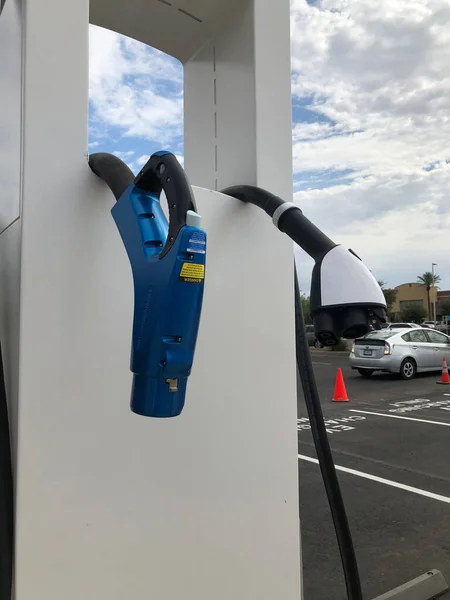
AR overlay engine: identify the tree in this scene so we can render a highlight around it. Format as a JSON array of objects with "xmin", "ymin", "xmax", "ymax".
[
  {"xmin": 400, "ymin": 303, "xmax": 427, "ymax": 323},
  {"xmin": 439, "ymin": 300, "xmax": 450, "ymax": 317},
  {"xmin": 417, "ymin": 271, "xmax": 441, "ymax": 319},
  {"xmin": 300, "ymin": 294, "xmax": 311, "ymax": 323},
  {"xmin": 377, "ymin": 280, "xmax": 397, "ymax": 313}
]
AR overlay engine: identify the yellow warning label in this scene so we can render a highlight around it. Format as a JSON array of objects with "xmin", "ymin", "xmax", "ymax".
[{"xmin": 179, "ymin": 262, "xmax": 205, "ymax": 284}]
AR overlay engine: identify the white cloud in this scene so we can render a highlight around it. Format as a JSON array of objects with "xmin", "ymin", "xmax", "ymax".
[
  {"xmin": 294, "ymin": 169, "xmax": 450, "ymax": 291},
  {"xmin": 89, "ymin": 25, "xmax": 183, "ymax": 144},
  {"xmin": 291, "ymin": 0, "xmax": 450, "ymax": 288},
  {"xmin": 174, "ymin": 154, "xmax": 185, "ymax": 167},
  {"xmin": 291, "ymin": 0, "xmax": 450, "ymax": 181},
  {"xmin": 113, "ymin": 150, "xmax": 135, "ymax": 161},
  {"xmin": 87, "ymin": 4, "xmax": 450, "ymax": 289},
  {"xmin": 135, "ymin": 153, "xmax": 184, "ymax": 169},
  {"xmin": 292, "ymin": 121, "xmax": 344, "ymax": 142},
  {"xmin": 136, "ymin": 155, "xmax": 149, "ymax": 167}
]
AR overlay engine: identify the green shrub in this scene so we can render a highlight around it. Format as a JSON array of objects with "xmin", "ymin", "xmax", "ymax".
[{"xmin": 400, "ymin": 304, "xmax": 426, "ymax": 323}]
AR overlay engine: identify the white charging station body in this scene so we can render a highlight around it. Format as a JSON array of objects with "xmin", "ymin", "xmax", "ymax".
[{"xmin": 0, "ymin": 0, "xmax": 301, "ymax": 598}]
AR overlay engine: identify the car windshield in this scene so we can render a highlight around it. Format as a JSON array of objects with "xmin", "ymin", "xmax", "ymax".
[
  {"xmin": 388, "ymin": 324, "xmax": 413, "ymax": 328},
  {"xmin": 361, "ymin": 331, "xmax": 397, "ymax": 340}
]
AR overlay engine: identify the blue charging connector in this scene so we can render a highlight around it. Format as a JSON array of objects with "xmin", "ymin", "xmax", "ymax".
[{"xmin": 89, "ymin": 151, "xmax": 206, "ymax": 417}]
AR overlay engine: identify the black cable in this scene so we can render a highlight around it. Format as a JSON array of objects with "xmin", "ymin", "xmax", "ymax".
[
  {"xmin": 294, "ymin": 269, "xmax": 363, "ymax": 600},
  {"xmin": 220, "ymin": 185, "xmax": 336, "ymax": 260},
  {"xmin": 0, "ymin": 342, "xmax": 13, "ymax": 600},
  {"xmin": 88, "ymin": 153, "xmax": 135, "ymax": 201}
]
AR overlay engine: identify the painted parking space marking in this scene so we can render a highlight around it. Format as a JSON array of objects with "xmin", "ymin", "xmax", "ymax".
[
  {"xmin": 298, "ymin": 414, "xmax": 366, "ymax": 435},
  {"xmin": 387, "ymin": 397, "xmax": 450, "ymax": 414},
  {"xmin": 298, "ymin": 454, "xmax": 450, "ymax": 505},
  {"xmin": 311, "ymin": 361, "xmax": 332, "ymax": 366},
  {"xmin": 349, "ymin": 409, "xmax": 450, "ymax": 427}
]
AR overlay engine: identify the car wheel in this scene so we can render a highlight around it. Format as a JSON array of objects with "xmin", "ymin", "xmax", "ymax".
[
  {"xmin": 357, "ymin": 369, "xmax": 374, "ymax": 378},
  {"xmin": 314, "ymin": 339, "xmax": 323, "ymax": 349},
  {"xmin": 400, "ymin": 358, "xmax": 416, "ymax": 380}
]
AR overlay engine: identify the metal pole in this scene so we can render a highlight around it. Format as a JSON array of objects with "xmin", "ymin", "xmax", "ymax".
[{"xmin": 432, "ymin": 263, "xmax": 437, "ymax": 324}]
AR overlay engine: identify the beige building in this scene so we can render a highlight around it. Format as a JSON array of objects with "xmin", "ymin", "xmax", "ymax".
[
  {"xmin": 437, "ymin": 290, "xmax": 450, "ymax": 317},
  {"xmin": 391, "ymin": 282, "xmax": 437, "ymax": 321}
]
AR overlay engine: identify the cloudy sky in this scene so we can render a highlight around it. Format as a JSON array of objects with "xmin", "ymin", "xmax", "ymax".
[{"xmin": 89, "ymin": 0, "xmax": 450, "ymax": 293}]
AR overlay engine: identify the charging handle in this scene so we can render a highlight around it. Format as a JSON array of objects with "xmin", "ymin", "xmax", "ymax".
[
  {"xmin": 89, "ymin": 151, "xmax": 197, "ymax": 260},
  {"xmin": 134, "ymin": 152, "xmax": 197, "ymax": 259}
]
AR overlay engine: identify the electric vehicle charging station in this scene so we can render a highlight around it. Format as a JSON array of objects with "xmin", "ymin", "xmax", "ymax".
[{"xmin": 0, "ymin": 0, "xmax": 449, "ymax": 599}]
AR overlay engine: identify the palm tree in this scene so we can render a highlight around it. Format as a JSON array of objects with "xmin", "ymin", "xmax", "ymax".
[
  {"xmin": 377, "ymin": 280, "xmax": 397, "ymax": 313},
  {"xmin": 417, "ymin": 271, "xmax": 441, "ymax": 319}
]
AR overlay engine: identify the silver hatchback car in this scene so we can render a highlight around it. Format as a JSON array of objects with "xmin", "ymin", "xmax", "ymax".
[{"xmin": 349, "ymin": 327, "xmax": 450, "ymax": 380}]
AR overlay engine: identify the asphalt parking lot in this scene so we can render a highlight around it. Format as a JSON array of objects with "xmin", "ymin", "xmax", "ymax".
[{"xmin": 298, "ymin": 349, "xmax": 450, "ymax": 600}]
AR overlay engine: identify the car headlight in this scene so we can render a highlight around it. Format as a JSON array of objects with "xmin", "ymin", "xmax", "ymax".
[{"xmin": 351, "ymin": 344, "xmax": 355, "ymax": 354}]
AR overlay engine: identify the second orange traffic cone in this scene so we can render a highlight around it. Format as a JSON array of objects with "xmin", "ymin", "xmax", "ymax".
[
  {"xmin": 332, "ymin": 368, "xmax": 349, "ymax": 402},
  {"xmin": 437, "ymin": 356, "xmax": 450, "ymax": 385}
]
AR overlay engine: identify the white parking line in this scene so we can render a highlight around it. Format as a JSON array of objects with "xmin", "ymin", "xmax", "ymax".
[
  {"xmin": 311, "ymin": 361, "xmax": 332, "ymax": 366},
  {"xmin": 348, "ymin": 409, "xmax": 450, "ymax": 427},
  {"xmin": 298, "ymin": 454, "xmax": 450, "ymax": 504}
]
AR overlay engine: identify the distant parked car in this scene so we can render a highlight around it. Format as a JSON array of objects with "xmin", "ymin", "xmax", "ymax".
[
  {"xmin": 349, "ymin": 327, "xmax": 450, "ymax": 380},
  {"xmin": 305, "ymin": 324, "xmax": 323, "ymax": 348},
  {"xmin": 386, "ymin": 322, "xmax": 421, "ymax": 330},
  {"xmin": 421, "ymin": 321, "xmax": 437, "ymax": 329},
  {"xmin": 436, "ymin": 322, "xmax": 450, "ymax": 333}
]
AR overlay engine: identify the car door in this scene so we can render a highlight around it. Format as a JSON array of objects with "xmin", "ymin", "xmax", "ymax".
[
  {"xmin": 424, "ymin": 329, "xmax": 450, "ymax": 368},
  {"xmin": 403, "ymin": 329, "xmax": 435, "ymax": 369}
]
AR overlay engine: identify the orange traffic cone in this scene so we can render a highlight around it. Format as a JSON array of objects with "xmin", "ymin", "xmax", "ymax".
[
  {"xmin": 332, "ymin": 368, "xmax": 349, "ymax": 402},
  {"xmin": 437, "ymin": 356, "xmax": 450, "ymax": 385}
]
